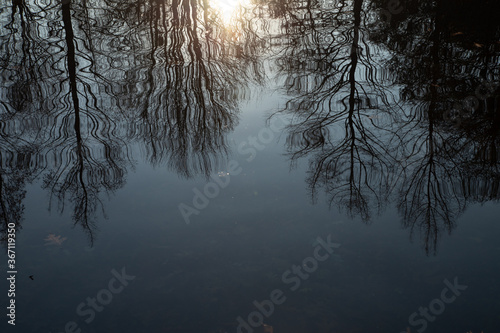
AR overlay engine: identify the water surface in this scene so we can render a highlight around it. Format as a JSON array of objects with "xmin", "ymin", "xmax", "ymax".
[{"xmin": 1, "ymin": 0, "xmax": 499, "ymax": 332}]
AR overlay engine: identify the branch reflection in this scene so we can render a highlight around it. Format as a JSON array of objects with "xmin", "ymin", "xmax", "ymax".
[
  {"xmin": 0, "ymin": 0, "xmax": 262, "ymax": 245},
  {"xmin": 271, "ymin": 0, "xmax": 500, "ymax": 254}
]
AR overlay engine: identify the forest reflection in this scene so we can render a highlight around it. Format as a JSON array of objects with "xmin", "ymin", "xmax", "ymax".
[
  {"xmin": 0, "ymin": 0, "xmax": 499, "ymax": 254},
  {"xmin": 0, "ymin": 0, "xmax": 263, "ymax": 243},
  {"xmin": 271, "ymin": 0, "xmax": 500, "ymax": 253}
]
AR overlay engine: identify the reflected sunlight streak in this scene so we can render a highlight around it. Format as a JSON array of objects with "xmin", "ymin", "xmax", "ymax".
[{"xmin": 210, "ymin": 0, "xmax": 250, "ymax": 24}]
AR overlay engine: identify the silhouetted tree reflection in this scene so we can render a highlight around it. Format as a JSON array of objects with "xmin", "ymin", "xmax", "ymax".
[
  {"xmin": 1, "ymin": 0, "xmax": 498, "ymax": 253},
  {"xmin": 0, "ymin": 0, "xmax": 264, "ymax": 246},
  {"xmin": 0, "ymin": 0, "xmax": 49, "ymax": 245},
  {"xmin": 371, "ymin": 0, "xmax": 500, "ymax": 253},
  {"xmin": 271, "ymin": 0, "xmax": 500, "ymax": 254},
  {"xmin": 99, "ymin": 0, "xmax": 264, "ymax": 178},
  {"xmin": 37, "ymin": 0, "xmax": 128, "ymax": 244},
  {"xmin": 271, "ymin": 0, "xmax": 401, "ymax": 223},
  {"xmin": 0, "ymin": 0, "xmax": 134, "ymax": 243}
]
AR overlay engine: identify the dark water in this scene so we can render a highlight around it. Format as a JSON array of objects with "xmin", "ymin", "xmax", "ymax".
[{"xmin": 1, "ymin": 0, "xmax": 499, "ymax": 332}]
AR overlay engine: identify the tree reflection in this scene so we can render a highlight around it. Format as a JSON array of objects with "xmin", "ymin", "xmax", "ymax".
[
  {"xmin": 37, "ymin": 0, "xmax": 130, "ymax": 243},
  {"xmin": 0, "ymin": 0, "xmax": 132, "ymax": 243},
  {"xmin": 271, "ymin": 0, "xmax": 500, "ymax": 254},
  {"xmin": 271, "ymin": 0, "xmax": 401, "ymax": 222},
  {"xmin": 100, "ymin": 0, "xmax": 263, "ymax": 178},
  {"xmin": 0, "ymin": 0, "xmax": 261, "ymax": 246},
  {"xmin": 376, "ymin": 0, "xmax": 500, "ymax": 253},
  {"xmin": 1, "ymin": 0, "xmax": 498, "ymax": 253},
  {"xmin": 0, "ymin": 0, "xmax": 47, "ymax": 245}
]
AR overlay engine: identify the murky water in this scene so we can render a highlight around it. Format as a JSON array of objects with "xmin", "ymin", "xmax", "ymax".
[{"xmin": 1, "ymin": 0, "xmax": 499, "ymax": 332}]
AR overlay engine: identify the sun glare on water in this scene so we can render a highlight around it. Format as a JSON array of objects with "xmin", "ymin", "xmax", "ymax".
[{"xmin": 210, "ymin": 0, "xmax": 250, "ymax": 24}]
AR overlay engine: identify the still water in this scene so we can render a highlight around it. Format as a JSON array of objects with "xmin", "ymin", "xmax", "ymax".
[{"xmin": 1, "ymin": 0, "xmax": 499, "ymax": 332}]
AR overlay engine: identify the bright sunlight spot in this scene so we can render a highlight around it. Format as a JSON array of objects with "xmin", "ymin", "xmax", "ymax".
[{"xmin": 210, "ymin": 0, "xmax": 250, "ymax": 24}]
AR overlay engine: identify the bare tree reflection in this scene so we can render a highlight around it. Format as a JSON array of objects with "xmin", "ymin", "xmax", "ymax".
[
  {"xmin": 271, "ymin": 0, "xmax": 401, "ymax": 223},
  {"xmin": 0, "ymin": 0, "xmax": 264, "ymax": 246},
  {"xmin": 271, "ymin": 0, "xmax": 500, "ymax": 254},
  {"xmin": 39, "ymin": 0, "xmax": 131, "ymax": 244},
  {"xmin": 373, "ymin": 0, "xmax": 500, "ymax": 253},
  {"xmin": 3, "ymin": 0, "xmax": 497, "ymax": 254},
  {"xmin": 101, "ymin": 0, "xmax": 264, "ymax": 178},
  {"xmin": 0, "ymin": 0, "xmax": 132, "ymax": 244},
  {"xmin": 0, "ymin": 0, "xmax": 46, "ymax": 245}
]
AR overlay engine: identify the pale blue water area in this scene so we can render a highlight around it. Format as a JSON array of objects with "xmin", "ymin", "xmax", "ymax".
[{"xmin": 6, "ymin": 87, "xmax": 500, "ymax": 332}]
